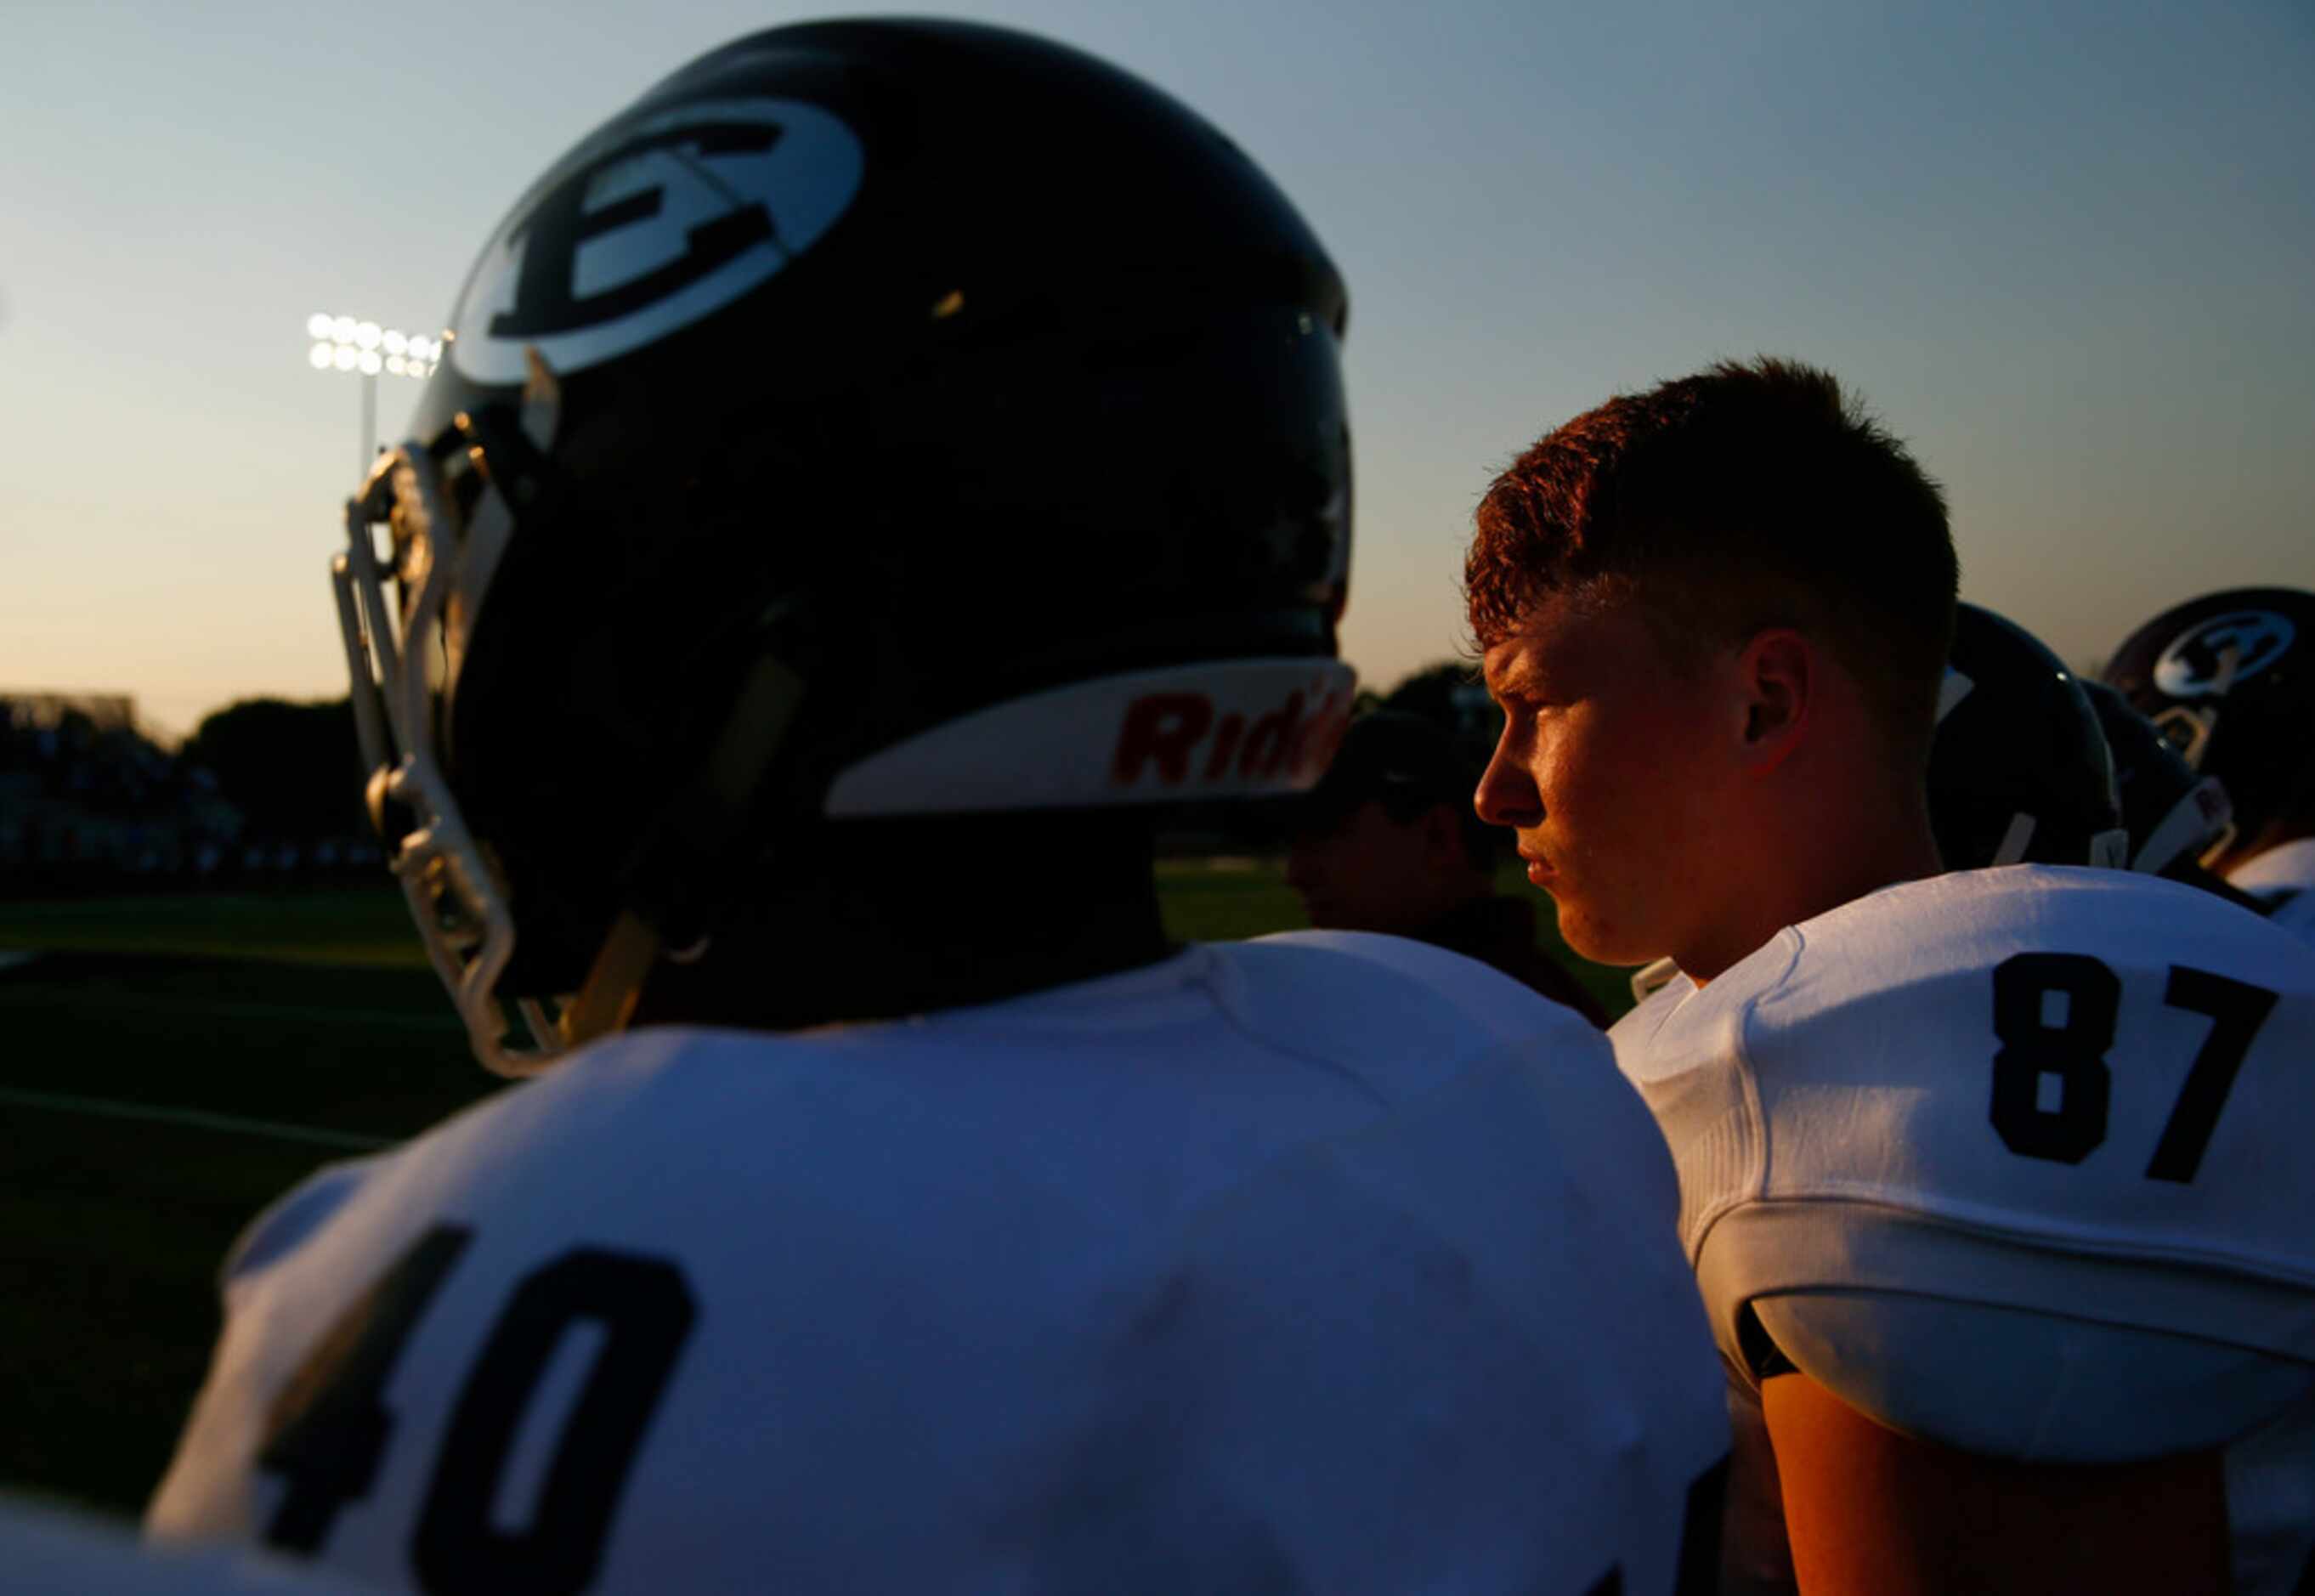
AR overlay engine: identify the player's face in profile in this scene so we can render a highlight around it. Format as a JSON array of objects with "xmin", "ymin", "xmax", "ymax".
[
  {"xmin": 1476, "ymin": 592, "xmax": 1736, "ymax": 965},
  {"xmin": 1286, "ymin": 798, "xmax": 1442, "ymax": 936}
]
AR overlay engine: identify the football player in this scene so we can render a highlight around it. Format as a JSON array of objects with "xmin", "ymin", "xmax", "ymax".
[
  {"xmin": 1622, "ymin": 600, "xmax": 2171, "ymax": 1593},
  {"xmin": 1698, "ymin": 605, "xmax": 2310, "ymax": 1594},
  {"xmin": 1286, "ymin": 710, "xmax": 1609, "ymax": 1023},
  {"xmin": 2075, "ymin": 675, "xmax": 2315, "ymax": 1596},
  {"xmin": 144, "ymin": 21, "xmax": 1729, "ymax": 1594},
  {"xmin": 1469, "ymin": 359, "xmax": 2315, "ymax": 1595},
  {"xmin": 1927, "ymin": 603, "xmax": 2131, "ymax": 873},
  {"xmin": 2106, "ymin": 587, "xmax": 2315, "ymax": 939},
  {"xmin": 2079, "ymin": 678, "xmax": 2256, "ymax": 901}
]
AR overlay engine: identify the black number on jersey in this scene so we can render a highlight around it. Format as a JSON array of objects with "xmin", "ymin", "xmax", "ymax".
[
  {"xmin": 259, "ymin": 1225, "xmax": 473, "ymax": 1551},
  {"xmin": 256, "ymin": 1224, "xmax": 697, "ymax": 1594},
  {"xmin": 2143, "ymin": 967, "xmax": 2277, "ymax": 1182},
  {"xmin": 414, "ymin": 1250, "xmax": 696, "ymax": 1594},
  {"xmin": 1989, "ymin": 955, "xmax": 2277, "ymax": 1178},
  {"xmin": 1990, "ymin": 953, "xmax": 2117, "ymax": 1163}
]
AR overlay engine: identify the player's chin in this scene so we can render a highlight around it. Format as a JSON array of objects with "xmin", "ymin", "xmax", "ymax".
[{"xmin": 1551, "ymin": 897, "xmax": 1654, "ymax": 969}]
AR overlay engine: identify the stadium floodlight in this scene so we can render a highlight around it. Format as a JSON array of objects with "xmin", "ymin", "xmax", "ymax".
[{"xmin": 303, "ymin": 310, "xmax": 444, "ymax": 471}]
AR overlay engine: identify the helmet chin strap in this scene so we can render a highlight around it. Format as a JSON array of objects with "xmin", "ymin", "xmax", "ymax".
[
  {"xmin": 564, "ymin": 651, "xmax": 809, "ymax": 1050},
  {"xmin": 558, "ymin": 913, "xmax": 663, "ymax": 1048},
  {"xmin": 1990, "ymin": 812, "xmax": 2037, "ymax": 868}
]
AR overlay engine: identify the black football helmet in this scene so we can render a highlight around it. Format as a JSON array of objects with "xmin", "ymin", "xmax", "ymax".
[
  {"xmin": 331, "ymin": 20, "xmax": 1354, "ymax": 1073},
  {"xmin": 2103, "ymin": 587, "xmax": 2315, "ymax": 853},
  {"xmin": 2079, "ymin": 679, "xmax": 2234, "ymax": 876},
  {"xmin": 1927, "ymin": 603, "xmax": 2128, "ymax": 870}
]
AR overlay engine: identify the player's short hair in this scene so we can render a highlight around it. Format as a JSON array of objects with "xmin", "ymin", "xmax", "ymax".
[{"xmin": 1465, "ymin": 358, "xmax": 1958, "ymax": 762}]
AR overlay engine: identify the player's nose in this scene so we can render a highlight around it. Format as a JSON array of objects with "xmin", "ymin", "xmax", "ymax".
[{"xmin": 1474, "ymin": 739, "xmax": 1541, "ymax": 829}]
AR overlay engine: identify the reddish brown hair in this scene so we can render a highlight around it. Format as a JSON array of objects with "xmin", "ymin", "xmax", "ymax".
[{"xmin": 1466, "ymin": 357, "xmax": 1958, "ymax": 758}]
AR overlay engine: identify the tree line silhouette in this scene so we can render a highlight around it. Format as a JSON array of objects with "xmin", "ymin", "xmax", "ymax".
[{"xmin": 4, "ymin": 664, "xmax": 1495, "ymax": 894}]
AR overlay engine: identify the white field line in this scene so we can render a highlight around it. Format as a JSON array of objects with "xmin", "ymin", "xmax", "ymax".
[{"xmin": 0, "ymin": 1086, "xmax": 396, "ymax": 1151}]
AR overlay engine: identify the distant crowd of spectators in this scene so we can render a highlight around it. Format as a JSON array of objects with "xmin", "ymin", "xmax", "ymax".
[
  {"xmin": 4, "ymin": 675, "xmax": 1501, "ymax": 900},
  {"xmin": 0, "ymin": 694, "xmax": 376, "ymax": 897}
]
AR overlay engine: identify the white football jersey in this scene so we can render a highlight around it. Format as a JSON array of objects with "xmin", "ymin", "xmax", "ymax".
[
  {"xmin": 2213, "ymin": 829, "xmax": 2315, "ymax": 1587},
  {"xmin": 2232, "ymin": 836, "xmax": 2315, "ymax": 943},
  {"xmin": 151, "ymin": 937, "xmax": 1728, "ymax": 1596},
  {"xmin": 1613, "ymin": 867, "xmax": 2315, "ymax": 1593},
  {"xmin": 0, "ymin": 1497, "xmax": 358, "ymax": 1596}
]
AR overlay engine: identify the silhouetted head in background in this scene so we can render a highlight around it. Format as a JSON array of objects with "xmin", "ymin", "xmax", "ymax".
[{"xmin": 1289, "ymin": 711, "xmax": 1606, "ymax": 1025}]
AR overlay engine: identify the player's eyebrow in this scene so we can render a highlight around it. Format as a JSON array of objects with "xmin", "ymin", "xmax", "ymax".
[{"xmin": 1484, "ymin": 661, "xmax": 1546, "ymax": 704}]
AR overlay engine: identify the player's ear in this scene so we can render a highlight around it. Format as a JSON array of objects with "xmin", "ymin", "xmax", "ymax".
[{"xmin": 1736, "ymin": 628, "xmax": 1812, "ymax": 774}]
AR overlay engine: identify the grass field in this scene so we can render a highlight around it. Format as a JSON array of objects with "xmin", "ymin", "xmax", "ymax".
[{"xmin": 0, "ymin": 866, "xmax": 1624, "ymax": 1522}]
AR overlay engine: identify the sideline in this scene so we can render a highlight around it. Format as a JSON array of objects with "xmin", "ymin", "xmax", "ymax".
[{"xmin": 0, "ymin": 1085, "xmax": 395, "ymax": 1152}]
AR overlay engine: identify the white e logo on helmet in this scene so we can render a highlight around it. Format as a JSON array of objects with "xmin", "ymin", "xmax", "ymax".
[
  {"xmin": 449, "ymin": 97, "xmax": 863, "ymax": 385},
  {"xmin": 2153, "ymin": 610, "xmax": 2295, "ymax": 699}
]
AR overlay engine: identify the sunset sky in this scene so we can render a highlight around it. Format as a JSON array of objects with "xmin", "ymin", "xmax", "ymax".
[{"xmin": 4, "ymin": 0, "xmax": 2309, "ymax": 739}]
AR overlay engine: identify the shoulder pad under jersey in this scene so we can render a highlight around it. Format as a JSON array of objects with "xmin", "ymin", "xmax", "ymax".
[{"xmin": 1616, "ymin": 866, "xmax": 2315, "ymax": 1384}]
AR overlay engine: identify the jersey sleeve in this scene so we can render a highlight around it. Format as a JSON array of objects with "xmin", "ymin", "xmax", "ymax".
[
  {"xmin": 1634, "ymin": 869, "xmax": 2315, "ymax": 1460},
  {"xmin": 148, "ymin": 1153, "xmax": 402, "ymax": 1546},
  {"xmin": 219, "ymin": 1157, "xmax": 384, "ymax": 1292},
  {"xmin": 1746, "ymin": 1288, "xmax": 2314, "ymax": 1463}
]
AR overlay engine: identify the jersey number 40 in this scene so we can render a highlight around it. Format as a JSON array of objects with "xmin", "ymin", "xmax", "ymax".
[{"xmin": 256, "ymin": 1225, "xmax": 695, "ymax": 1594}]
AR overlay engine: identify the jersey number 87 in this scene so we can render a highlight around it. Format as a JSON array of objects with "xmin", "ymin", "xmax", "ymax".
[{"xmin": 1990, "ymin": 952, "xmax": 2277, "ymax": 1179}]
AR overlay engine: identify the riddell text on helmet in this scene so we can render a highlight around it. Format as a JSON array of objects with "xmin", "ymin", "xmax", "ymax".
[
  {"xmin": 1111, "ymin": 685, "xmax": 1350, "ymax": 790},
  {"xmin": 820, "ymin": 660, "xmax": 1356, "ymax": 816}
]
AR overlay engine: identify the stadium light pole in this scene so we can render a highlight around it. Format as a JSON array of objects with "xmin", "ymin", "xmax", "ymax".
[{"xmin": 303, "ymin": 314, "xmax": 442, "ymax": 474}]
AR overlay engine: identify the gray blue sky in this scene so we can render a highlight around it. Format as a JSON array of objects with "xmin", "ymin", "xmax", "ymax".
[{"xmin": 4, "ymin": 0, "xmax": 2309, "ymax": 738}]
